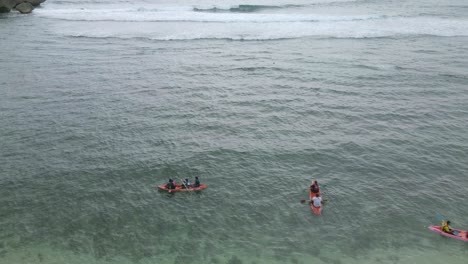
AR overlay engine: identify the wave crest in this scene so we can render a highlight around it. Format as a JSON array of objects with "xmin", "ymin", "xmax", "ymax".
[
  {"xmin": 193, "ymin": 4, "xmax": 301, "ymax": 13},
  {"xmin": 34, "ymin": 4, "xmax": 468, "ymax": 41}
]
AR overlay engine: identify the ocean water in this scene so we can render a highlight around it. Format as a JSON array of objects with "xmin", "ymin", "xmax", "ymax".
[{"xmin": 1, "ymin": 0, "xmax": 468, "ymax": 263}]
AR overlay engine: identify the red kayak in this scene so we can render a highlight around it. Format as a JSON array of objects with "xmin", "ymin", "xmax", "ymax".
[
  {"xmin": 157, "ymin": 184, "xmax": 207, "ymax": 192},
  {"xmin": 428, "ymin": 225, "xmax": 468, "ymax": 242},
  {"xmin": 309, "ymin": 190, "xmax": 322, "ymax": 215}
]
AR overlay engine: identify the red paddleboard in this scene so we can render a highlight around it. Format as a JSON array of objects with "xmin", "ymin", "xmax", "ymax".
[
  {"xmin": 309, "ymin": 190, "xmax": 322, "ymax": 215},
  {"xmin": 157, "ymin": 184, "xmax": 207, "ymax": 192},
  {"xmin": 428, "ymin": 225, "xmax": 468, "ymax": 242}
]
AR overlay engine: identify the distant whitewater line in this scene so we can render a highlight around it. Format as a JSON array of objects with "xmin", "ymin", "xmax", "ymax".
[
  {"xmin": 35, "ymin": 8, "xmax": 387, "ymax": 23},
  {"xmin": 191, "ymin": 1, "xmax": 360, "ymax": 13},
  {"xmin": 46, "ymin": 0, "xmax": 360, "ymax": 7},
  {"xmin": 54, "ymin": 15, "xmax": 468, "ymax": 41},
  {"xmin": 193, "ymin": 4, "xmax": 302, "ymax": 13},
  {"xmin": 35, "ymin": 1, "xmax": 468, "ymax": 41},
  {"xmin": 63, "ymin": 33, "xmax": 468, "ymax": 42}
]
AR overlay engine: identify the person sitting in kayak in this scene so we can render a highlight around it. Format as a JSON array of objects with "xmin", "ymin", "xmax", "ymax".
[
  {"xmin": 166, "ymin": 179, "xmax": 176, "ymax": 190},
  {"xmin": 310, "ymin": 181, "xmax": 320, "ymax": 194},
  {"xmin": 442, "ymin": 221, "xmax": 455, "ymax": 235},
  {"xmin": 193, "ymin": 176, "xmax": 200, "ymax": 188},
  {"xmin": 182, "ymin": 178, "xmax": 191, "ymax": 189},
  {"xmin": 310, "ymin": 193, "xmax": 322, "ymax": 208}
]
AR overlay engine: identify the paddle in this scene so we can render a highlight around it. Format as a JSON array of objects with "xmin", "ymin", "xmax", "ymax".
[
  {"xmin": 437, "ymin": 214, "xmax": 459, "ymax": 235},
  {"xmin": 181, "ymin": 179, "xmax": 191, "ymax": 190}
]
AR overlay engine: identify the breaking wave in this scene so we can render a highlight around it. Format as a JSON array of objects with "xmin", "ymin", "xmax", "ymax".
[{"xmin": 35, "ymin": 1, "xmax": 468, "ymax": 41}]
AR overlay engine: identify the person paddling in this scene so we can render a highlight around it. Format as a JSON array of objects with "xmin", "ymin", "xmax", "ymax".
[
  {"xmin": 182, "ymin": 178, "xmax": 191, "ymax": 189},
  {"xmin": 310, "ymin": 193, "xmax": 323, "ymax": 208},
  {"xmin": 442, "ymin": 220, "xmax": 455, "ymax": 235},
  {"xmin": 310, "ymin": 180, "xmax": 320, "ymax": 194}
]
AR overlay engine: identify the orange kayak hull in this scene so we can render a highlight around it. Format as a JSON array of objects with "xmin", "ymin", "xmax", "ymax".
[
  {"xmin": 157, "ymin": 184, "xmax": 208, "ymax": 192},
  {"xmin": 428, "ymin": 225, "xmax": 468, "ymax": 242}
]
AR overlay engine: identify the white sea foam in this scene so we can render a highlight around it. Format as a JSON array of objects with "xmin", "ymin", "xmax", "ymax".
[
  {"xmin": 45, "ymin": 16, "xmax": 468, "ymax": 40},
  {"xmin": 35, "ymin": 2, "xmax": 468, "ymax": 40},
  {"xmin": 35, "ymin": 8, "xmax": 384, "ymax": 23}
]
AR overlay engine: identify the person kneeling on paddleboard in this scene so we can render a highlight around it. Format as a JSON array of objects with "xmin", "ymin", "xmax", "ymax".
[
  {"xmin": 310, "ymin": 193, "xmax": 322, "ymax": 208},
  {"xmin": 310, "ymin": 180, "xmax": 320, "ymax": 194},
  {"xmin": 442, "ymin": 221, "xmax": 455, "ymax": 235}
]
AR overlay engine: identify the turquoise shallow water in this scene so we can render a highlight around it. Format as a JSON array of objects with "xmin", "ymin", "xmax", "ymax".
[{"xmin": 1, "ymin": 1, "xmax": 468, "ymax": 263}]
